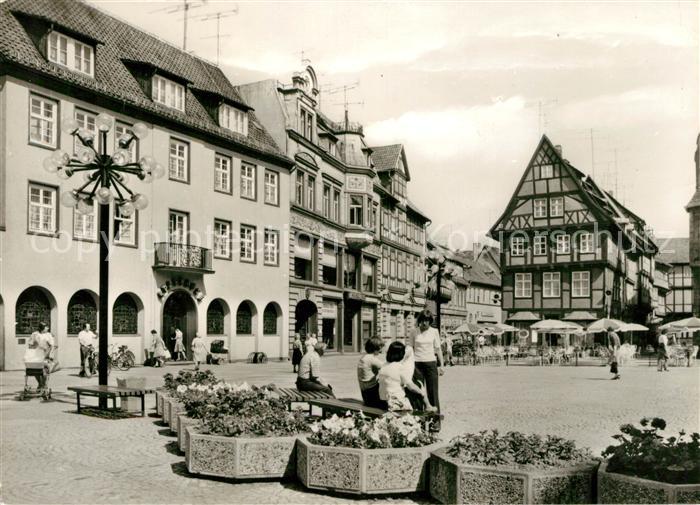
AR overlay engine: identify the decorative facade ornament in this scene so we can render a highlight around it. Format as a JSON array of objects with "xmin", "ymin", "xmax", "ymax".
[{"xmin": 157, "ymin": 276, "xmax": 203, "ymax": 302}]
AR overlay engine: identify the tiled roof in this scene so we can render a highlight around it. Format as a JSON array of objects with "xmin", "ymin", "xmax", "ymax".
[
  {"xmin": 406, "ymin": 198, "xmax": 430, "ymax": 222},
  {"xmin": 656, "ymin": 237, "xmax": 689, "ymax": 264},
  {"xmin": 370, "ymin": 144, "xmax": 402, "ymax": 172},
  {"xmin": 0, "ymin": 0, "xmax": 288, "ymax": 164}
]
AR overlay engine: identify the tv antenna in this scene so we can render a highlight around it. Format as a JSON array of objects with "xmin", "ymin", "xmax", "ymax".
[
  {"xmin": 524, "ymin": 99, "xmax": 558, "ymax": 135},
  {"xmin": 150, "ymin": 0, "xmax": 207, "ymax": 51},
  {"xmin": 324, "ymin": 82, "xmax": 362, "ymax": 125},
  {"xmin": 195, "ymin": 8, "xmax": 239, "ymax": 65}
]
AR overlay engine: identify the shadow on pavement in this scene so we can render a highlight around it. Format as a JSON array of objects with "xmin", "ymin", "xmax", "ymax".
[
  {"xmin": 157, "ymin": 427, "xmax": 175, "ymax": 437},
  {"xmin": 164, "ymin": 441, "xmax": 183, "ymax": 456}
]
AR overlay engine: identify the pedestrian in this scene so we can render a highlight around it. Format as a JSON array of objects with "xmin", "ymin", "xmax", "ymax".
[
  {"xmin": 296, "ymin": 342, "xmax": 334, "ymax": 396},
  {"xmin": 306, "ymin": 333, "xmax": 318, "ymax": 348},
  {"xmin": 191, "ymin": 332, "xmax": 208, "ymax": 370},
  {"xmin": 24, "ymin": 324, "xmax": 51, "ymax": 390},
  {"xmin": 37, "ymin": 323, "xmax": 55, "ymax": 363},
  {"xmin": 174, "ymin": 328, "xmax": 186, "ymax": 361},
  {"xmin": 291, "ymin": 334, "xmax": 303, "ymax": 373},
  {"xmin": 607, "ymin": 326, "xmax": 621, "ymax": 380},
  {"xmin": 378, "ymin": 341, "xmax": 436, "ymax": 413},
  {"xmin": 150, "ymin": 329, "xmax": 167, "ymax": 367},
  {"xmin": 77, "ymin": 323, "xmax": 96, "ymax": 377},
  {"xmin": 657, "ymin": 328, "xmax": 670, "ymax": 372},
  {"xmin": 410, "ymin": 309, "xmax": 444, "ymax": 430},
  {"xmin": 442, "ymin": 331, "xmax": 454, "ymax": 366},
  {"xmin": 357, "ymin": 337, "xmax": 384, "ymax": 407}
]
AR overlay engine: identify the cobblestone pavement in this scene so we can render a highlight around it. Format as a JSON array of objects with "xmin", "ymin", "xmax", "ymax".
[{"xmin": 1, "ymin": 356, "xmax": 698, "ymax": 504}]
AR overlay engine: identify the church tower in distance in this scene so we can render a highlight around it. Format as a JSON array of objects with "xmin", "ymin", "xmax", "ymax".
[{"xmin": 686, "ymin": 134, "xmax": 700, "ymax": 315}]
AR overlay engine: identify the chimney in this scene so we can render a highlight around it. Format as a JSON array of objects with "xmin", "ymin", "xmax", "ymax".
[{"xmin": 555, "ymin": 145, "xmax": 562, "ymax": 157}]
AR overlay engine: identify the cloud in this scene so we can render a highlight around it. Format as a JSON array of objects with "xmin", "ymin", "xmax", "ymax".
[{"xmin": 365, "ymin": 97, "xmax": 535, "ymax": 162}]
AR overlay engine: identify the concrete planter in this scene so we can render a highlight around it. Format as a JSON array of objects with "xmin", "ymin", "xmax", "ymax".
[
  {"xmin": 155, "ymin": 390, "xmax": 169, "ymax": 416},
  {"xmin": 186, "ymin": 426, "xmax": 302, "ymax": 480},
  {"xmin": 597, "ymin": 461, "xmax": 700, "ymax": 504},
  {"xmin": 161, "ymin": 394, "xmax": 173, "ymax": 424},
  {"xmin": 296, "ymin": 436, "xmax": 441, "ymax": 495},
  {"xmin": 168, "ymin": 400, "xmax": 185, "ymax": 434},
  {"xmin": 429, "ymin": 448, "xmax": 598, "ymax": 504},
  {"xmin": 177, "ymin": 415, "xmax": 200, "ymax": 453}
]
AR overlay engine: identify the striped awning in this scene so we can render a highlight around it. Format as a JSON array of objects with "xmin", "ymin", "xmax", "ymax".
[
  {"xmin": 563, "ymin": 311, "xmax": 598, "ymax": 321},
  {"xmin": 506, "ymin": 311, "xmax": 541, "ymax": 322}
]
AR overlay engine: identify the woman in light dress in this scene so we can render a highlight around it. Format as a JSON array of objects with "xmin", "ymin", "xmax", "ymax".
[
  {"xmin": 174, "ymin": 331, "xmax": 186, "ymax": 361},
  {"xmin": 377, "ymin": 341, "xmax": 435, "ymax": 412},
  {"xmin": 191, "ymin": 333, "xmax": 208, "ymax": 370},
  {"xmin": 150, "ymin": 330, "xmax": 167, "ymax": 367}
]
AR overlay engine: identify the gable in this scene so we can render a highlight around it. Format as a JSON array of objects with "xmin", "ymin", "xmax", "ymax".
[{"xmin": 490, "ymin": 136, "xmax": 602, "ymax": 235}]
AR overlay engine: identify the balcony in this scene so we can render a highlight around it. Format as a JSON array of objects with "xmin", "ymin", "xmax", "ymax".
[
  {"xmin": 345, "ymin": 227, "xmax": 374, "ymax": 250},
  {"xmin": 153, "ymin": 243, "xmax": 214, "ymax": 274}
]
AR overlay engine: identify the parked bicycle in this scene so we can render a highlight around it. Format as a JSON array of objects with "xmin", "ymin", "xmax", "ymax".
[{"xmin": 83, "ymin": 344, "xmax": 135, "ymax": 377}]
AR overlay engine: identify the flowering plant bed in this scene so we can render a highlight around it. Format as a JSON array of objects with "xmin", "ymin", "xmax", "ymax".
[
  {"xmin": 429, "ymin": 430, "xmax": 597, "ymax": 504},
  {"xmin": 163, "ymin": 369, "xmax": 218, "ymax": 393},
  {"xmin": 296, "ymin": 413, "xmax": 440, "ymax": 495},
  {"xmin": 598, "ymin": 418, "xmax": 700, "ymax": 503},
  {"xmin": 185, "ymin": 384, "xmax": 309, "ymax": 479}
]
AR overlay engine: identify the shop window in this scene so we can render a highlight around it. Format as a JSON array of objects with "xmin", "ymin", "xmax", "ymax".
[
  {"xmin": 112, "ymin": 293, "xmax": 138, "ymax": 334},
  {"xmin": 67, "ymin": 290, "xmax": 96, "ymax": 334},
  {"xmin": 207, "ymin": 299, "xmax": 226, "ymax": 335},
  {"xmin": 15, "ymin": 288, "xmax": 51, "ymax": 335}
]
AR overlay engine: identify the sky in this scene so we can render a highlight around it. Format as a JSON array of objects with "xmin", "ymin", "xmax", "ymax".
[{"xmin": 90, "ymin": 0, "xmax": 699, "ymax": 249}]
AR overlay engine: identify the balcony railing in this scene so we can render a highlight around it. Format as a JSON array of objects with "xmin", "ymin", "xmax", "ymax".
[{"xmin": 153, "ymin": 243, "xmax": 214, "ymax": 274}]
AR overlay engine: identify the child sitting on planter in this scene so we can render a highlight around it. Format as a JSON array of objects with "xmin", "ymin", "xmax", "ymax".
[
  {"xmin": 378, "ymin": 341, "xmax": 436, "ymax": 413},
  {"xmin": 296, "ymin": 342, "xmax": 334, "ymax": 396},
  {"xmin": 357, "ymin": 337, "xmax": 385, "ymax": 407}
]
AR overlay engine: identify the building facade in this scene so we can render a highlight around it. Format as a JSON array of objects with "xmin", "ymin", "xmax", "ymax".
[
  {"xmin": 0, "ymin": 0, "xmax": 293, "ymax": 369},
  {"xmin": 687, "ymin": 134, "xmax": 700, "ymax": 315},
  {"xmin": 489, "ymin": 136, "xmax": 658, "ymax": 338},
  {"xmin": 656, "ymin": 238, "xmax": 692, "ymax": 320},
  {"xmin": 239, "ymin": 68, "xmax": 386, "ymax": 353},
  {"xmin": 371, "ymin": 145, "xmax": 429, "ymax": 342},
  {"xmin": 426, "ymin": 242, "xmax": 502, "ymax": 332}
]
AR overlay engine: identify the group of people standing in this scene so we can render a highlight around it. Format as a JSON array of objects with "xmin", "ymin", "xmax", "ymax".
[
  {"xmin": 149, "ymin": 327, "xmax": 207, "ymax": 369},
  {"xmin": 292, "ymin": 309, "xmax": 445, "ymax": 430}
]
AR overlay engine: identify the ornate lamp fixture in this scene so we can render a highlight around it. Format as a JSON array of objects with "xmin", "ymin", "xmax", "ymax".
[
  {"xmin": 43, "ymin": 113, "xmax": 164, "ymax": 216},
  {"xmin": 426, "ymin": 249, "xmax": 458, "ymax": 333},
  {"xmin": 42, "ymin": 113, "xmax": 163, "ymax": 395}
]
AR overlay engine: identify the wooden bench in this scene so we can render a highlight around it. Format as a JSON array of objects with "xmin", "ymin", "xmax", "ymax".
[
  {"xmin": 67, "ymin": 385, "xmax": 154, "ymax": 417},
  {"xmin": 273, "ymin": 387, "xmax": 335, "ymax": 412},
  {"xmin": 308, "ymin": 398, "xmax": 443, "ymax": 429}
]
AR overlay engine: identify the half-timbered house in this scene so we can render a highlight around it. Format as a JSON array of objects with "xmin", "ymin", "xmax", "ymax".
[{"xmin": 489, "ymin": 136, "xmax": 658, "ymax": 337}]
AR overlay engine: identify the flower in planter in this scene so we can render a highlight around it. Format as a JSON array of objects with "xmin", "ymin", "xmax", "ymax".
[
  {"xmin": 445, "ymin": 430, "xmax": 594, "ymax": 469},
  {"xmin": 308, "ymin": 413, "xmax": 437, "ymax": 449},
  {"xmin": 163, "ymin": 369, "xmax": 219, "ymax": 392},
  {"xmin": 197, "ymin": 386, "xmax": 308, "ymax": 438},
  {"xmin": 602, "ymin": 417, "xmax": 700, "ymax": 484}
]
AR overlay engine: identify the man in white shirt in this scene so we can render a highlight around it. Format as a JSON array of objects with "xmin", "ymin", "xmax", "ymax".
[
  {"xmin": 296, "ymin": 343, "xmax": 334, "ymax": 396},
  {"xmin": 657, "ymin": 329, "xmax": 670, "ymax": 372},
  {"xmin": 78, "ymin": 323, "xmax": 96, "ymax": 377}
]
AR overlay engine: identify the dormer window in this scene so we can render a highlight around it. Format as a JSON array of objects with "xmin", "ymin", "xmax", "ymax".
[
  {"xmin": 219, "ymin": 103, "xmax": 248, "ymax": 136},
  {"xmin": 47, "ymin": 31, "xmax": 94, "ymax": 77},
  {"xmin": 152, "ymin": 75, "xmax": 185, "ymax": 112}
]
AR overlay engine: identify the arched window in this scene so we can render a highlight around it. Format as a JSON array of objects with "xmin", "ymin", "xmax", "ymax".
[
  {"xmin": 207, "ymin": 299, "xmax": 225, "ymax": 335},
  {"xmin": 67, "ymin": 290, "xmax": 97, "ymax": 334},
  {"xmin": 113, "ymin": 294, "xmax": 138, "ymax": 334},
  {"xmin": 263, "ymin": 303, "xmax": 279, "ymax": 335},
  {"xmin": 15, "ymin": 288, "xmax": 51, "ymax": 334},
  {"xmin": 236, "ymin": 302, "xmax": 252, "ymax": 335}
]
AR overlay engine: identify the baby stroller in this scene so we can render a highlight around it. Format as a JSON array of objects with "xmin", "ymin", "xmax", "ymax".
[{"xmin": 17, "ymin": 360, "xmax": 52, "ymax": 401}]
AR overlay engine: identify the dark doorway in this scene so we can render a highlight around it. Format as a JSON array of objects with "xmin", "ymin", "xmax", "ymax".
[
  {"xmin": 295, "ymin": 300, "xmax": 318, "ymax": 340},
  {"xmin": 322, "ymin": 318, "xmax": 336, "ymax": 350},
  {"xmin": 343, "ymin": 300, "xmax": 361, "ymax": 351},
  {"xmin": 163, "ymin": 291, "xmax": 197, "ymax": 360}
]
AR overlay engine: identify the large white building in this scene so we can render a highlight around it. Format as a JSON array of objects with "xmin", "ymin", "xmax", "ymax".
[{"xmin": 0, "ymin": 0, "xmax": 293, "ymax": 369}]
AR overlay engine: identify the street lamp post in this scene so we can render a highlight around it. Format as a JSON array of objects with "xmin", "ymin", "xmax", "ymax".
[
  {"xmin": 426, "ymin": 250, "xmax": 455, "ymax": 333},
  {"xmin": 43, "ymin": 113, "xmax": 164, "ymax": 405}
]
